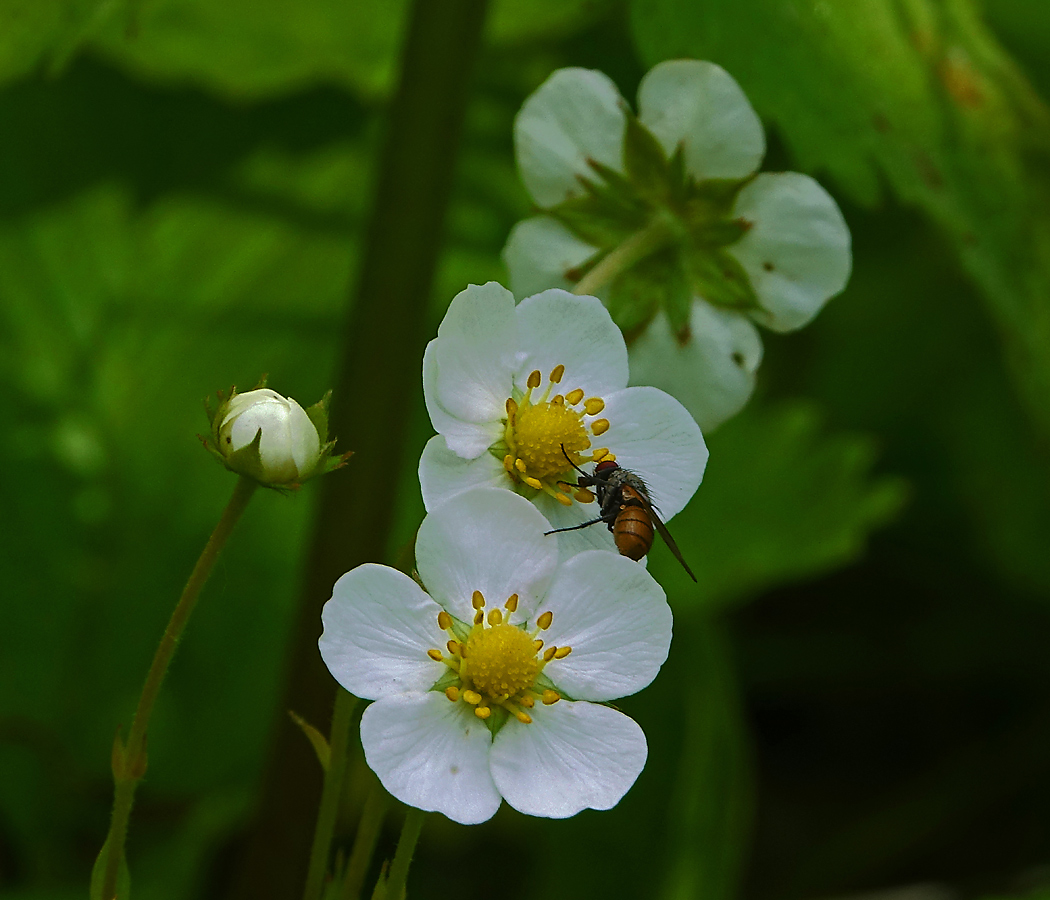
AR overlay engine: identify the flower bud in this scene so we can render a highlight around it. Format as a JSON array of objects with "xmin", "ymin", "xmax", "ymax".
[{"xmin": 203, "ymin": 381, "xmax": 350, "ymax": 488}]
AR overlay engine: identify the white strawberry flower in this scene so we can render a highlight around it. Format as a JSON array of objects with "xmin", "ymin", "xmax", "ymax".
[
  {"xmin": 419, "ymin": 281, "xmax": 708, "ymax": 558},
  {"xmin": 318, "ymin": 488, "xmax": 672, "ymax": 825},
  {"xmin": 503, "ymin": 59, "xmax": 851, "ymax": 431}
]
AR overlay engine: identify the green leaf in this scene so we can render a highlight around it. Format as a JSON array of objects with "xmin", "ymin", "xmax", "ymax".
[
  {"xmin": 630, "ymin": 0, "xmax": 1050, "ymax": 439},
  {"xmin": 650, "ymin": 401, "xmax": 908, "ymax": 607}
]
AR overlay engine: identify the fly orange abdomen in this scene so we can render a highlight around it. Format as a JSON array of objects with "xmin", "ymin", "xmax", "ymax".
[{"xmin": 613, "ymin": 487, "xmax": 654, "ymax": 560}]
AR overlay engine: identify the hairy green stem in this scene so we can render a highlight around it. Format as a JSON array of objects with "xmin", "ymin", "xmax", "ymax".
[
  {"xmin": 302, "ymin": 688, "xmax": 360, "ymax": 900},
  {"xmin": 96, "ymin": 475, "xmax": 257, "ymax": 899},
  {"xmin": 573, "ymin": 219, "xmax": 671, "ymax": 296},
  {"xmin": 339, "ymin": 779, "xmax": 389, "ymax": 900},
  {"xmin": 383, "ymin": 807, "xmax": 426, "ymax": 900}
]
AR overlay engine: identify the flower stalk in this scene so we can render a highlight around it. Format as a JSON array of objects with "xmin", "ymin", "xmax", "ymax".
[
  {"xmin": 94, "ymin": 475, "xmax": 258, "ymax": 900},
  {"xmin": 573, "ymin": 218, "xmax": 671, "ymax": 297},
  {"xmin": 383, "ymin": 807, "xmax": 426, "ymax": 900}
]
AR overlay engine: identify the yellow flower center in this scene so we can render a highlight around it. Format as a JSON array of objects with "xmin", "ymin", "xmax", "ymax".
[
  {"xmin": 500, "ymin": 365, "xmax": 615, "ymax": 507},
  {"xmin": 427, "ymin": 590, "xmax": 572, "ymax": 725}
]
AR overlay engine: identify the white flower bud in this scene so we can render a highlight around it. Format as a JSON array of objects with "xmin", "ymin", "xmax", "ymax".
[{"xmin": 218, "ymin": 388, "xmax": 322, "ymax": 485}]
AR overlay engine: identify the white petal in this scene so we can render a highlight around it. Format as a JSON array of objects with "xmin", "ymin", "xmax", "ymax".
[
  {"xmin": 502, "ymin": 216, "xmax": 598, "ymax": 300},
  {"xmin": 285, "ymin": 397, "xmax": 322, "ymax": 474},
  {"xmin": 490, "ymin": 700, "xmax": 647, "ymax": 818},
  {"xmin": 600, "ymin": 386, "xmax": 708, "ymax": 520},
  {"xmin": 418, "ymin": 434, "xmax": 509, "ymax": 513},
  {"xmin": 637, "ymin": 59, "xmax": 764, "ymax": 181},
  {"xmin": 727, "ymin": 172, "xmax": 852, "ymax": 332},
  {"xmin": 515, "ymin": 67, "xmax": 627, "ymax": 208},
  {"xmin": 628, "ymin": 298, "xmax": 763, "ymax": 433},
  {"xmin": 422, "ymin": 342, "xmax": 504, "ymax": 459},
  {"xmin": 319, "ymin": 565, "xmax": 448, "ymax": 700},
  {"xmin": 415, "ymin": 488, "xmax": 558, "ymax": 623},
  {"xmin": 513, "ymin": 290, "xmax": 629, "ymax": 398},
  {"xmin": 533, "ymin": 490, "xmax": 618, "ymax": 559},
  {"xmin": 537, "ymin": 551, "xmax": 671, "ymax": 701},
  {"xmin": 360, "ymin": 694, "xmax": 501, "ymax": 825},
  {"xmin": 429, "ymin": 282, "xmax": 518, "ymax": 432}
]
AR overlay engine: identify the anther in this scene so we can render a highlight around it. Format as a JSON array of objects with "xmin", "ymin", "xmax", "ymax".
[
  {"xmin": 474, "ymin": 610, "xmax": 484, "ymax": 625},
  {"xmin": 591, "ymin": 418, "xmax": 610, "ymax": 435},
  {"xmin": 427, "ymin": 649, "xmax": 444, "ymax": 662},
  {"xmin": 550, "ymin": 364, "xmax": 565, "ymax": 383},
  {"xmin": 487, "ymin": 609, "xmax": 503, "ymax": 626},
  {"xmin": 471, "ymin": 590, "xmax": 485, "ymax": 609},
  {"xmin": 551, "ymin": 394, "xmax": 564, "ymax": 405},
  {"xmin": 575, "ymin": 488, "xmax": 595, "ymax": 503},
  {"xmin": 463, "ymin": 690, "xmax": 482, "ymax": 705},
  {"xmin": 554, "ymin": 646, "xmax": 572, "ymax": 659},
  {"xmin": 514, "ymin": 709, "xmax": 533, "ymax": 724},
  {"xmin": 446, "ymin": 639, "xmax": 460, "ymax": 655},
  {"xmin": 503, "ymin": 454, "xmax": 515, "ymax": 473},
  {"xmin": 506, "ymin": 397, "xmax": 518, "ymax": 418},
  {"xmin": 515, "ymin": 458, "xmax": 528, "ymax": 474},
  {"xmin": 536, "ymin": 611, "xmax": 553, "ymax": 630},
  {"xmin": 542, "ymin": 689, "xmax": 561, "ymax": 705},
  {"xmin": 445, "ymin": 686, "xmax": 461, "ymax": 702},
  {"xmin": 543, "ymin": 646, "xmax": 558, "ymax": 662},
  {"xmin": 475, "ymin": 706, "xmax": 492, "ymax": 719},
  {"xmin": 505, "ymin": 594, "xmax": 519, "ymax": 612},
  {"xmin": 558, "ymin": 482, "xmax": 573, "ymax": 493},
  {"xmin": 554, "ymin": 492, "xmax": 572, "ymax": 506},
  {"xmin": 524, "ymin": 476, "xmax": 543, "ymax": 489},
  {"xmin": 566, "ymin": 388, "xmax": 584, "ymax": 405},
  {"xmin": 584, "ymin": 398, "xmax": 605, "ymax": 415},
  {"xmin": 533, "ymin": 639, "xmax": 544, "ymax": 652},
  {"xmin": 592, "ymin": 447, "xmax": 609, "ymax": 461},
  {"xmin": 519, "ymin": 694, "xmax": 535, "ymax": 708},
  {"xmin": 437, "ymin": 610, "xmax": 453, "ymax": 631},
  {"xmin": 527, "ymin": 370, "xmax": 541, "ymax": 389}
]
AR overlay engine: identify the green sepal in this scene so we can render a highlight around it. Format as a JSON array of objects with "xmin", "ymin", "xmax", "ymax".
[
  {"xmin": 692, "ymin": 217, "xmax": 752, "ymax": 249},
  {"xmin": 305, "ymin": 390, "xmax": 332, "ymax": 446},
  {"xmin": 90, "ymin": 834, "xmax": 132, "ymax": 900},
  {"xmin": 288, "ymin": 710, "xmax": 331, "ymax": 772},
  {"xmin": 548, "ymin": 160, "xmax": 649, "ymax": 248},
  {"xmin": 678, "ymin": 176, "xmax": 750, "ymax": 230},
  {"xmin": 606, "ymin": 246, "xmax": 690, "ymax": 337},
  {"xmin": 686, "ymin": 245, "xmax": 761, "ymax": 312},
  {"xmin": 622, "ymin": 111, "xmax": 671, "ymax": 202}
]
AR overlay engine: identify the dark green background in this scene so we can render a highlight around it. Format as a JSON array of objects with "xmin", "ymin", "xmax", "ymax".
[{"xmin": 1, "ymin": 1, "xmax": 1049, "ymax": 898}]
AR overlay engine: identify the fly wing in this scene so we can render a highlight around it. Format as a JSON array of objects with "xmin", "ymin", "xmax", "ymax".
[{"xmin": 622, "ymin": 484, "xmax": 697, "ymax": 583}]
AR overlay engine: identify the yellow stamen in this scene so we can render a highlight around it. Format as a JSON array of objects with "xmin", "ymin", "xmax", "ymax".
[
  {"xmin": 505, "ymin": 594, "xmax": 519, "ymax": 612},
  {"xmin": 475, "ymin": 706, "xmax": 491, "ymax": 719},
  {"xmin": 566, "ymin": 388, "xmax": 584, "ymax": 405},
  {"xmin": 592, "ymin": 447, "xmax": 609, "ymax": 461},
  {"xmin": 553, "ymin": 490, "xmax": 571, "ymax": 506},
  {"xmin": 543, "ymin": 646, "xmax": 558, "ymax": 662},
  {"xmin": 437, "ymin": 611, "xmax": 452, "ymax": 631},
  {"xmin": 503, "ymin": 454, "xmax": 515, "ymax": 473},
  {"xmin": 472, "ymin": 590, "xmax": 485, "ymax": 609},
  {"xmin": 591, "ymin": 418, "xmax": 610, "ymax": 436},
  {"xmin": 513, "ymin": 709, "xmax": 533, "ymax": 724},
  {"xmin": 445, "ymin": 686, "xmax": 461, "ymax": 702},
  {"xmin": 527, "ymin": 370, "xmax": 541, "ymax": 389},
  {"xmin": 519, "ymin": 694, "xmax": 535, "ymax": 708},
  {"xmin": 533, "ymin": 639, "xmax": 544, "ymax": 652},
  {"xmin": 575, "ymin": 488, "xmax": 595, "ymax": 503},
  {"xmin": 462, "ymin": 690, "xmax": 482, "ymax": 705},
  {"xmin": 474, "ymin": 610, "xmax": 484, "ymax": 625},
  {"xmin": 487, "ymin": 608, "xmax": 503, "ymax": 626},
  {"xmin": 515, "ymin": 458, "xmax": 528, "ymax": 474},
  {"xmin": 550, "ymin": 364, "xmax": 565, "ymax": 383},
  {"xmin": 427, "ymin": 649, "xmax": 443, "ymax": 662},
  {"xmin": 542, "ymin": 690, "xmax": 561, "ymax": 705},
  {"xmin": 536, "ymin": 611, "xmax": 553, "ymax": 630},
  {"xmin": 506, "ymin": 397, "xmax": 518, "ymax": 418},
  {"xmin": 554, "ymin": 646, "xmax": 572, "ymax": 659},
  {"xmin": 584, "ymin": 398, "xmax": 605, "ymax": 415},
  {"xmin": 524, "ymin": 476, "xmax": 543, "ymax": 489},
  {"xmin": 446, "ymin": 639, "xmax": 460, "ymax": 655},
  {"xmin": 551, "ymin": 394, "xmax": 564, "ymax": 406}
]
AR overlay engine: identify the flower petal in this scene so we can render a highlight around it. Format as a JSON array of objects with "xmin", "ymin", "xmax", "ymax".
[
  {"xmin": 360, "ymin": 693, "xmax": 501, "ymax": 825},
  {"xmin": 490, "ymin": 700, "xmax": 647, "ymax": 818},
  {"xmin": 503, "ymin": 216, "xmax": 598, "ymax": 300},
  {"xmin": 319, "ymin": 565, "xmax": 448, "ymax": 700},
  {"xmin": 727, "ymin": 172, "xmax": 852, "ymax": 332},
  {"xmin": 513, "ymin": 290, "xmax": 629, "ymax": 398},
  {"xmin": 537, "ymin": 550, "xmax": 672, "ymax": 701},
  {"xmin": 637, "ymin": 59, "xmax": 764, "ymax": 181},
  {"xmin": 423, "ymin": 342, "xmax": 504, "ymax": 459},
  {"xmin": 428, "ymin": 282, "xmax": 518, "ymax": 433},
  {"xmin": 415, "ymin": 488, "xmax": 558, "ymax": 623},
  {"xmin": 418, "ymin": 434, "xmax": 509, "ymax": 513},
  {"xmin": 285, "ymin": 396, "xmax": 322, "ymax": 475},
  {"xmin": 600, "ymin": 386, "xmax": 708, "ymax": 520},
  {"xmin": 515, "ymin": 67, "xmax": 627, "ymax": 208},
  {"xmin": 628, "ymin": 298, "xmax": 763, "ymax": 432}
]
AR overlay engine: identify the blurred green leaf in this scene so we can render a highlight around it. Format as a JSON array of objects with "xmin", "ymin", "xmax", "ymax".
[
  {"xmin": 630, "ymin": 0, "xmax": 1050, "ymax": 439},
  {"xmin": 652, "ymin": 400, "xmax": 907, "ymax": 606}
]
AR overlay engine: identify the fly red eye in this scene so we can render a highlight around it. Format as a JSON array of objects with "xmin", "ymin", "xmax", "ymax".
[{"xmin": 594, "ymin": 460, "xmax": 619, "ymax": 473}]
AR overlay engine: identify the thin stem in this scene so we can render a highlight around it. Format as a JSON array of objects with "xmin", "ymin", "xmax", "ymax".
[
  {"xmin": 339, "ymin": 779, "xmax": 389, "ymax": 900},
  {"xmin": 302, "ymin": 688, "xmax": 360, "ymax": 900},
  {"xmin": 573, "ymin": 219, "xmax": 671, "ymax": 297},
  {"xmin": 97, "ymin": 475, "xmax": 257, "ymax": 899},
  {"xmin": 383, "ymin": 807, "xmax": 426, "ymax": 900}
]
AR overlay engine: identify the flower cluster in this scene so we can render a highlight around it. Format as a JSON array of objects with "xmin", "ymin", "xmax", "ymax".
[
  {"xmin": 317, "ymin": 56, "xmax": 852, "ymax": 826},
  {"xmin": 503, "ymin": 60, "xmax": 852, "ymax": 431}
]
